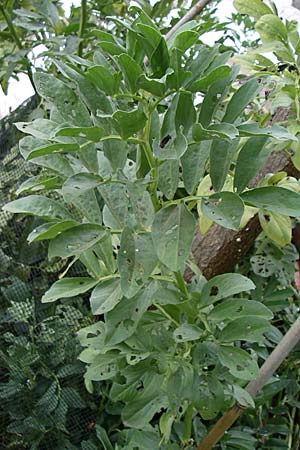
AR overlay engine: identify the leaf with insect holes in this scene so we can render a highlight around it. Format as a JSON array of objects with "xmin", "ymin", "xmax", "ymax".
[
  {"xmin": 152, "ymin": 204, "xmax": 196, "ymax": 272},
  {"xmin": 201, "ymin": 191, "xmax": 244, "ymax": 230},
  {"xmin": 200, "ymin": 273, "xmax": 255, "ymax": 308},
  {"xmin": 218, "ymin": 346, "xmax": 259, "ymax": 380}
]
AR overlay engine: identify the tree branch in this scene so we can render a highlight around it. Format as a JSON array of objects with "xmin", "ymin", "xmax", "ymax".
[
  {"xmin": 165, "ymin": 0, "xmax": 214, "ymax": 41},
  {"xmin": 196, "ymin": 317, "xmax": 300, "ymax": 450}
]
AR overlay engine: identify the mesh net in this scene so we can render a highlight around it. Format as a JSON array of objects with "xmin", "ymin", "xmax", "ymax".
[{"xmin": 0, "ymin": 97, "xmax": 99, "ymax": 450}]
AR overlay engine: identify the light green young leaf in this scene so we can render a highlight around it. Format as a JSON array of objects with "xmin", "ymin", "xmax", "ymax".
[
  {"xmin": 218, "ymin": 346, "xmax": 259, "ymax": 380},
  {"xmin": 201, "ymin": 191, "xmax": 244, "ymax": 230},
  {"xmin": 234, "ymin": 137, "xmax": 270, "ymax": 193},
  {"xmin": 255, "ymin": 14, "xmax": 288, "ymax": 44},
  {"xmin": 48, "ymin": 224, "xmax": 106, "ymax": 259},
  {"xmin": 3, "ymin": 195, "xmax": 72, "ymax": 221},
  {"xmin": 258, "ymin": 211, "xmax": 292, "ymax": 247},
  {"xmin": 200, "ymin": 273, "xmax": 255, "ymax": 307},
  {"xmin": 152, "ymin": 204, "xmax": 196, "ymax": 272},
  {"xmin": 241, "ymin": 186, "xmax": 300, "ymax": 217},
  {"xmin": 42, "ymin": 277, "xmax": 98, "ymax": 303},
  {"xmin": 233, "ymin": 0, "xmax": 273, "ymax": 20}
]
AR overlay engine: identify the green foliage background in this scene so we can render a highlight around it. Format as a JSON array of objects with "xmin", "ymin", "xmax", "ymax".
[{"xmin": 1, "ymin": 1, "xmax": 300, "ymax": 449}]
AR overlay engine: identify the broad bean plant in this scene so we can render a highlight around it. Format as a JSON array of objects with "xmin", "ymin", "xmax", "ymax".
[{"xmin": 4, "ymin": 6, "xmax": 300, "ymax": 447}]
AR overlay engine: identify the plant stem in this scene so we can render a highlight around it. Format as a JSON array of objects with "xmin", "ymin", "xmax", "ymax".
[
  {"xmin": 165, "ymin": 0, "xmax": 214, "ymax": 41},
  {"xmin": 154, "ymin": 303, "xmax": 180, "ymax": 327},
  {"xmin": 78, "ymin": 0, "xmax": 87, "ymax": 57},
  {"xmin": 196, "ymin": 316, "xmax": 300, "ymax": 450},
  {"xmin": 175, "ymin": 271, "xmax": 189, "ymax": 298},
  {"xmin": 0, "ymin": 3, "xmax": 36, "ymax": 92},
  {"xmin": 183, "ymin": 404, "xmax": 194, "ymax": 442}
]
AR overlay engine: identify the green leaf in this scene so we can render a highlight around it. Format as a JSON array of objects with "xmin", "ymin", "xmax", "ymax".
[
  {"xmin": 194, "ymin": 376, "xmax": 224, "ymax": 420},
  {"xmin": 117, "ymin": 229, "xmax": 158, "ymax": 298},
  {"xmin": 3, "ymin": 195, "xmax": 72, "ymax": 221},
  {"xmin": 210, "ymin": 139, "xmax": 238, "ymax": 191},
  {"xmin": 158, "ymin": 160, "xmax": 179, "ymax": 200},
  {"xmin": 209, "ymin": 299, "xmax": 273, "ymax": 321},
  {"xmin": 223, "ymin": 78, "xmax": 260, "ymax": 124},
  {"xmin": 62, "ymin": 173, "xmax": 103, "ymax": 200},
  {"xmin": 175, "ymin": 91, "xmax": 196, "ymax": 135},
  {"xmin": 42, "ymin": 277, "xmax": 98, "ymax": 303},
  {"xmin": 154, "ymin": 128, "xmax": 188, "ymax": 160},
  {"xmin": 136, "ymin": 24, "xmax": 169, "ymax": 77},
  {"xmin": 16, "ymin": 175, "xmax": 62, "ymax": 194},
  {"xmin": 127, "ymin": 183, "xmax": 155, "ymax": 229},
  {"xmin": 26, "ymin": 142, "xmax": 80, "ymax": 160},
  {"xmin": 201, "ymin": 191, "xmax": 244, "ymax": 230},
  {"xmin": 90, "ymin": 279, "xmax": 122, "ymax": 315},
  {"xmin": 200, "ymin": 273, "xmax": 255, "ymax": 307},
  {"xmin": 181, "ymin": 141, "xmax": 211, "ymax": 194},
  {"xmin": 192, "ymin": 123, "xmax": 238, "ymax": 141},
  {"xmin": 234, "ymin": 137, "xmax": 270, "ymax": 193},
  {"xmin": 191, "ymin": 65, "xmax": 231, "ymax": 92},
  {"xmin": 33, "ymin": 72, "xmax": 91, "ymax": 127},
  {"xmin": 27, "ymin": 220, "xmax": 78, "ymax": 243},
  {"xmin": 258, "ymin": 211, "xmax": 292, "ymax": 247},
  {"xmin": 167, "ymin": 26, "xmax": 199, "ymax": 53},
  {"xmin": 219, "ymin": 316, "xmax": 271, "ymax": 342},
  {"xmin": 86, "ymin": 66, "xmax": 120, "ymax": 95},
  {"xmin": 152, "ymin": 204, "xmax": 196, "ymax": 272},
  {"xmin": 95, "ymin": 425, "xmax": 114, "ymax": 450},
  {"xmin": 241, "ymin": 186, "xmax": 300, "ymax": 217},
  {"xmin": 218, "ymin": 346, "xmax": 259, "ymax": 380},
  {"xmin": 237, "ymin": 123, "xmax": 297, "ymax": 141},
  {"xmin": 48, "ymin": 224, "xmax": 106, "ymax": 259},
  {"xmin": 112, "ymin": 109, "xmax": 147, "ymax": 139},
  {"xmin": 136, "ymin": 74, "xmax": 165, "ymax": 96},
  {"xmin": 199, "ymin": 65, "xmax": 239, "ymax": 127},
  {"xmin": 116, "ymin": 53, "xmax": 143, "ymax": 93},
  {"xmin": 255, "ymin": 14, "xmax": 288, "ymax": 44},
  {"xmin": 232, "ymin": 385, "xmax": 255, "ymax": 408},
  {"xmin": 55, "ymin": 126, "xmax": 104, "ymax": 142},
  {"xmin": 173, "ymin": 324, "xmax": 202, "ymax": 342},
  {"xmin": 122, "ymin": 374, "xmax": 168, "ymax": 429},
  {"xmin": 15, "ymin": 119, "xmax": 59, "ymax": 140},
  {"xmin": 99, "ymin": 183, "xmax": 128, "ymax": 228},
  {"xmin": 233, "ymin": 0, "xmax": 273, "ymax": 20}
]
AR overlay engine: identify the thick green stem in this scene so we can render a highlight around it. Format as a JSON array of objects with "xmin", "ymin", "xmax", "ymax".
[
  {"xmin": 175, "ymin": 271, "xmax": 189, "ymax": 298},
  {"xmin": 183, "ymin": 404, "xmax": 194, "ymax": 442},
  {"xmin": 78, "ymin": 0, "xmax": 87, "ymax": 57}
]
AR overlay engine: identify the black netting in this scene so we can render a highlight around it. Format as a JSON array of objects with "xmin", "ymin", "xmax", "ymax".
[{"xmin": 0, "ymin": 97, "xmax": 100, "ymax": 450}]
